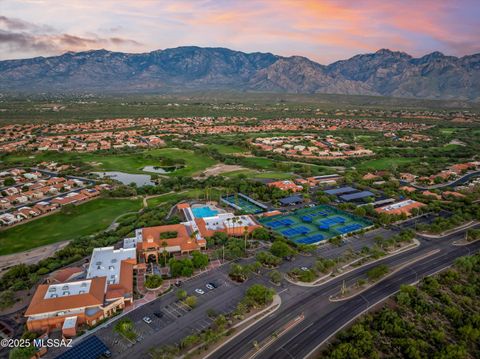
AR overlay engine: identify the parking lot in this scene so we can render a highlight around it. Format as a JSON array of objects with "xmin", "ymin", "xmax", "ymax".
[{"xmin": 91, "ymin": 269, "xmax": 247, "ymax": 358}]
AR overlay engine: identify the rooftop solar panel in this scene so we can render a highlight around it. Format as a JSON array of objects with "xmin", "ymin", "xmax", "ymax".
[
  {"xmin": 324, "ymin": 186, "xmax": 357, "ymax": 195},
  {"xmin": 339, "ymin": 191, "xmax": 375, "ymax": 201}
]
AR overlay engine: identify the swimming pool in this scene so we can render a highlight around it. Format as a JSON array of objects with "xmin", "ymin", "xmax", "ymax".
[{"xmin": 192, "ymin": 206, "xmax": 219, "ymax": 218}]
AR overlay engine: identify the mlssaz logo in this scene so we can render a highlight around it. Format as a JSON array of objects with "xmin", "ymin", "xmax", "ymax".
[{"xmin": 33, "ymin": 338, "xmax": 73, "ymax": 348}]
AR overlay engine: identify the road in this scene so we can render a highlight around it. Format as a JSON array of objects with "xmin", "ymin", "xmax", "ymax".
[
  {"xmin": 210, "ymin": 227, "xmax": 479, "ymax": 359},
  {"xmin": 399, "ymin": 169, "xmax": 480, "ymax": 190},
  {"xmin": 49, "ymin": 224, "xmax": 478, "ymax": 359}
]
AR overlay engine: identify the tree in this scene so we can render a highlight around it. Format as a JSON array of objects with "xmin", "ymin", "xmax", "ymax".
[
  {"xmin": 161, "ymin": 241, "xmax": 168, "ymax": 266},
  {"xmin": 3, "ymin": 177, "xmax": 15, "ymax": 186},
  {"xmin": 270, "ymin": 240, "xmax": 295, "ymax": 258},
  {"xmin": 229, "ymin": 263, "xmax": 249, "ymax": 282},
  {"xmin": 8, "ymin": 346, "xmax": 36, "ymax": 359},
  {"xmin": 176, "ymin": 289, "xmax": 187, "ymax": 300},
  {"xmin": 367, "ymin": 265, "xmax": 389, "ymax": 281},
  {"xmin": 354, "ymin": 206, "xmax": 367, "ymax": 217},
  {"xmin": 191, "ymin": 251, "xmax": 209, "ymax": 269},
  {"xmin": 251, "ymin": 227, "xmax": 271, "ymax": 241},
  {"xmin": 184, "ymin": 295, "xmax": 197, "ymax": 308}
]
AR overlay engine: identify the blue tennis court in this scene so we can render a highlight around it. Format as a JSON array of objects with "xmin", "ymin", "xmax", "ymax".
[
  {"xmin": 259, "ymin": 204, "xmax": 372, "ymax": 245},
  {"xmin": 336, "ymin": 223, "xmax": 364, "ymax": 234},
  {"xmin": 281, "ymin": 226, "xmax": 311, "ymax": 237},
  {"xmin": 221, "ymin": 193, "xmax": 267, "ymax": 214}
]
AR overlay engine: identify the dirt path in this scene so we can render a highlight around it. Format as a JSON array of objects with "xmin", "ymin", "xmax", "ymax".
[
  {"xmin": 195, "ymin": 164, "xmax": 248, "ymax": 178},
  {"xmin": 0, "ymin": 241, "xmax": 70, "ymax": 276}
]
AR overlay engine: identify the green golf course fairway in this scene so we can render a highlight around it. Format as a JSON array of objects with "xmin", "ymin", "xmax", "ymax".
[{"xmin": 0, "ymin": 198, "xmax": 142, "ymax": 255}]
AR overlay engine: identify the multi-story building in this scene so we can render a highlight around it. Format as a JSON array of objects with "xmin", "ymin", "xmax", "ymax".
[{"xmin": 25, "ymin": 247, "xmax": 136, "ymax": 337}]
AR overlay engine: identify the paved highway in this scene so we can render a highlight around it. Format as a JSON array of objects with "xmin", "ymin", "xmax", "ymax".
[{"xmin": 210, "ymin": 228, "xmax": 480, "ymax": 359}]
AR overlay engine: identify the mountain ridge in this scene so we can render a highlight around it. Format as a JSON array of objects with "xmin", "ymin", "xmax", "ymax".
[{"xmin": 1, "ymin": 46, "xmax": 479, "ymax": 100}]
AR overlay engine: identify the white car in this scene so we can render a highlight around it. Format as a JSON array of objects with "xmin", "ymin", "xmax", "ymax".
[
  {"xmin": 300, "ymin": 267, "xmax": 309, "ymax": 271},
  {"xmin": 206, "ymin": 284, "xmax": 214, "ymax": 290},
  {"xmin": 195, "ymin": 288, "xmax": 205, "ymax": 295},
  {"xmin": 142, "ymin": 316, "xmax": 152, "ymax": 324}
]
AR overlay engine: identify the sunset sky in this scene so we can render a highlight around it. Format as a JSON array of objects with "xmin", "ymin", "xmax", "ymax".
[{"xmin": 1, "ymin": 0, "xmax": 479, "ymax": 63}]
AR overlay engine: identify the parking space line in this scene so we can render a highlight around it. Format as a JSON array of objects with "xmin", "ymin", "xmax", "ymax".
[{"xmin": 162, "ymin": 308, "xmax": 179, "ymax": 319}]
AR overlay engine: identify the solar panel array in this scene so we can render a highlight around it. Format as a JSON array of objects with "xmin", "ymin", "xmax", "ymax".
[
  {"xmin": 339, "ymin": 190, "xmax": 374, "ymax": 201},
  {"xmin": 55, "ymin": 336, "xmax": 108, "ymax": 359}
]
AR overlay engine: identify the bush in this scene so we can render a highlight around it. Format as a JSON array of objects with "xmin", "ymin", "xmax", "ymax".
[
  {"xmin": 114, "ymin": 318, "xmax": 137, "ymax": 341},
  {"xmin": 160, "ymin": 231, "xmax": 178, "ymax": 239},
  {"xmin": 256, "ymin": 251, "xmax": 282, "ymax": 267},
  {"xmin": 184, "ymin": 295, "xmax": 197, "ymax": 308},
  {"xmin": 367, "ymin": 265, "xmax": 389, "ymax": 281},
  {"xmin": 0, "ymin": 290, "xmax": 15, "ymax": 310},
  {"xmin": 145, "ymin": 274, "xmax": 163, "ymax": 289},
  {"xmin": 244, "ymin": 284, "xmax": 275, "ymax": 307},
  {"xmin": 269, "ymin": 270, "xmax": 282, "ymax": 284},
  {"xmin": 176, "ymin": 289, "xmax": 187, "ymax": 300}
]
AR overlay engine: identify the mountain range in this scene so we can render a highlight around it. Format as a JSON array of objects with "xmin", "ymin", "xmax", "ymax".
[{"xmin": 0, "ymin": 46, "xmax": 479, "ymax": 100}]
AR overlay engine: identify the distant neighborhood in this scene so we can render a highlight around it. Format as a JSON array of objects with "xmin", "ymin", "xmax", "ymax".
[
  {"xmin": 0, "ymin": 168, "xmax": 110, "ymax": 226},
  {"xmin": 251, "ymin": 135, "xmax": 374, "ymax": 159},
  {"xmin": 0, "ymin": 116, "xmax": 432, "ymax": 154}
]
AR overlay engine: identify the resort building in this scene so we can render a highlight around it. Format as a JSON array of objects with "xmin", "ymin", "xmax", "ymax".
[
  {"xmin": 136, "ymin": 223, "xmax": 207, "ymax": 263},
  {"xmin": 25, "ymin": 247, "xmax": 137, "ymax": 336},
  {"xmin": 267, "ymin": 180, "xmax": 303, "ymax": 192},
  {"xmin": 375, "ymin": 200, "xmax": 426, "ymax": 216}
]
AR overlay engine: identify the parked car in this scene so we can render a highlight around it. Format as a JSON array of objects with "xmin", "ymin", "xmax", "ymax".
[
  {"xmin": 208, "ymin": 282, "xmax": 218, "ymax": 288},
  {"xmin": 174, "ymin": 280, "xmax": 182, "ymax": 287},
  {"xmin": 300, "ymin": 267, "xmax": 309, "ymax": 271},
  {"xmin": 142, "ymin": 316, "xmax": 152, "ymax": 324},
  {"xmin": 206, "ymin": 284, "xmax": 214, "ymax": 290},
  {"xmin": 153, "ymin": 312, "xmax": 163, "ymax": 318},
  {"xmin": 195, "ymin": 288, "xmax": 205, "ymax": 295}
]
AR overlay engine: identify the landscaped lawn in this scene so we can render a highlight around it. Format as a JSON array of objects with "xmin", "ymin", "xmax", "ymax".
[
  {"xmin": 222, "ymin": 169, "xmax": 294, "ymax": 180},
  {"xmin": 238, "ymin": 157, "xmax": 277, "ymax": 170},
  {"xmin": 0, "ymin": 198, "xmax": 142, "ymax": 255},
  {"xmin": 206, "ymin": 144, "xmax": 246, "ymax": 154},
  {"xmin": 147, "ymin": 188, "xmax": 224, "ymax": 207},
  {"xmin": 1, "ymin": 148, "xmax": 217, "ymax": 176},
  {"xmin": 149, "ymin": 148, "xmax": 217, "ymax": 176},
  {"xmin": 357, "ymin": 157, "xmax": 416, "ymax": 170}
]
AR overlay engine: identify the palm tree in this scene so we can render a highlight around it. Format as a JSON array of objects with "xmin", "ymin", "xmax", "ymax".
[
  {"xmin": 190, "ymin": 230, "xmax": 199, "ymax": 242},
  {"xmin": 243, "ymin": 226, "xmax": 249, "ymax": 254},
  {"xmin": 231, "ymin": 217, "xmax": 238, "ymax": 237},
  {"xmin": 161, "ymin": 241, "xmax": 168, "ymax": 266}
]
